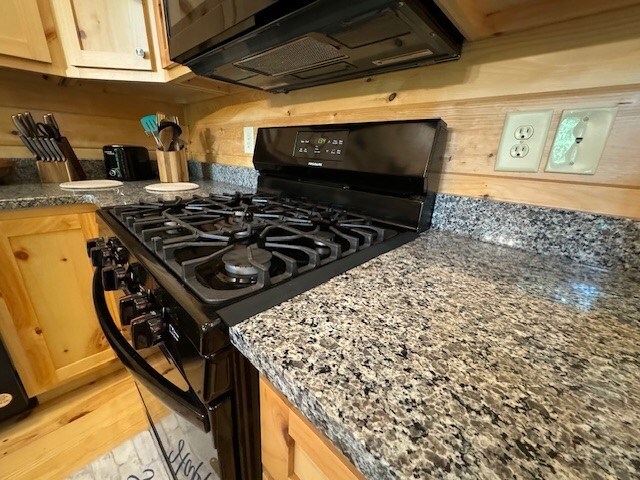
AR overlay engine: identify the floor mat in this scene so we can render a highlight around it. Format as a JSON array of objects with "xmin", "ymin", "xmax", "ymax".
[
  {"xmin": 67, "ymin": 430, "xmax": 171, "ymax": 480},
  {"xmin": 66, "ymin": 411, "xmax": 222, "ymax": 480}
]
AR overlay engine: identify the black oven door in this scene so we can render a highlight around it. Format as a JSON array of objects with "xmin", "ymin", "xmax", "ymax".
[{"xmin": 92, "ymin": 268, "xmax": 237, "ymax": 480}]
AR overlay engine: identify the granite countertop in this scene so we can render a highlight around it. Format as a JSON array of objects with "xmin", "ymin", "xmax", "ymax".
[
  {"xmin": 0, "ymin": 180, "xmax": 255, "ymax": 210},
  {"xmin": 230, "ymin": 231, "xmax": 640, "ymax": 479},
  {"xmin": 3, "ymin": 179, "xmax": 638, "ymax": 478}
]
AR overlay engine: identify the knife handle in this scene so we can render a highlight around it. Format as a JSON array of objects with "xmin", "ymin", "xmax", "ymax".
[
  {"xmin": 23, "ymin": 112, "xmax": 39, "ymax": 136},
  {"xmin": 44, "ymin": 114, "xmax": 62, "ymax": 140},
  {"xmin": 47, "ymin": 138, "xmax": 66, "ymax": 161}
]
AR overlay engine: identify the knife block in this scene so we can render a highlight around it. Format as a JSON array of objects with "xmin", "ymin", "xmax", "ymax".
[
  {"xmin": 36, "ymin": 137, "xmax": 86, "ymax": 183},
  {"xmin": 37, "ymin": 160, "xmax": 77, "ymax": 183},
  {"xmin": 157, "ymin": 148, "xmax": 188, "ymax": 182}
]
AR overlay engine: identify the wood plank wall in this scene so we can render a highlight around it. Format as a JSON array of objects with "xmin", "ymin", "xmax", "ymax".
[
  {"xmin": 0, "ymin": 69, "xmax": 184, "ymax": 160},
  {"xmin": 184, "ymin": 5, "xmax": 640, "ymax": 219}
]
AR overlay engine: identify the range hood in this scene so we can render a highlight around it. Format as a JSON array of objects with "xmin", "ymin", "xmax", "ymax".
[{"xmin": 165, "ymin": 0, "xmax": 462, "ymax": 93}]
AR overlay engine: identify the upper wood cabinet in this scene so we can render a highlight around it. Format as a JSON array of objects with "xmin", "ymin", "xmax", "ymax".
[
  {"xmin": 52, "ymin": 0, "xmax": 153, "ymax": 71},
  {"xmin": 0, "ymin": 205, "xmax": 121, "ymax": 398},
  {"xmin": 0, "ymin": 0, "xmax": 51, "ymax": 63}
]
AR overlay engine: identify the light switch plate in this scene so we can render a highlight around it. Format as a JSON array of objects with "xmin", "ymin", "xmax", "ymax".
[
  {"xmin": 243, "ymin": 126, "xmax": 255, "ymax": 154},
  {"xmin": 495, "ymin": 110, "xmax": 553, "ymax": 172},
  {"xmin": 545, "ymin": 107, "xmax": 617, "ymax": 174}
]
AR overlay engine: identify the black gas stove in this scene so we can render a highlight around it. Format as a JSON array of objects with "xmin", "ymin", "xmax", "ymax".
[{"xmin": 88, "ymin": 119, "xmax": 446, "ymax": 480}]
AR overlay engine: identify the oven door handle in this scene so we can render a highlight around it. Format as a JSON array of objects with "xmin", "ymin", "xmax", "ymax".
[{"xmin": 92, "ymin": 267, "xmax": 210, "ymax": 432}]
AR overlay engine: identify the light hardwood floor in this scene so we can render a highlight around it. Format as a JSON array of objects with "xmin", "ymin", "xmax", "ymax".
[{"xmin": 0, "ymin": 368, "xmax": 151, "ymax": 480}]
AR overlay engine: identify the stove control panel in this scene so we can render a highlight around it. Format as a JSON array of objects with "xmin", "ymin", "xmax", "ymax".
[
  {"xmin": 87, "ymin": 236, "xmax": 166, "ymax": 350},
  {"xmin": 294, "ymin": 130, "xmax": 349, "ymax": 163}
]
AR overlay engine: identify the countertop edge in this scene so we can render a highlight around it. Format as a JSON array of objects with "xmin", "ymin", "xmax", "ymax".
[{"xmin": 230, "ymin": 329, "xmax": 395, "ymax": 479}]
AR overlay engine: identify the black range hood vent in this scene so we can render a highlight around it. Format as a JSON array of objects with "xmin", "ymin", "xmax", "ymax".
[{"xmin": 172, "ymin": 0, "xmax": 462, "ymax": 93}]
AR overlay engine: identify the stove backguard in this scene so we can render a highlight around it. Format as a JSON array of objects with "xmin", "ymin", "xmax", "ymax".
[{"xmin": 253, "ymin": 119, "xmax": 446, "ymax": 231}]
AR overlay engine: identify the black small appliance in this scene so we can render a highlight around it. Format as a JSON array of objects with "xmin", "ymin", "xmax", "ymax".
[
  {"xmin": 103, "ymin": 145, "xmax": 153, "ymax": 181},
  {"xmin": 0, "ymin": 335, "xmax": 36, "ymax": 423},
  {"xmin": 89, "ymin": 119, "xmax": 446, "ymax": 479}
]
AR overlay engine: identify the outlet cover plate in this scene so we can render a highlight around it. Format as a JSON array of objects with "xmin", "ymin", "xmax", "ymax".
[
  {"xmin": 243, "ymin": 126, "xmax": 255, "ymax": 154},
  {"xmin": 545, "ymin": 107, "xmax": 617, "ymax": 174},
  {"xmin": 495, "ymin": 109, "xmax": 553, "ymax": 172}
]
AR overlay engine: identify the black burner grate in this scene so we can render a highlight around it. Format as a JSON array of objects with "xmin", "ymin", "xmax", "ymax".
[{"xmin": 109, "ymin": 193, "xmax": 397, "ymax": 305}]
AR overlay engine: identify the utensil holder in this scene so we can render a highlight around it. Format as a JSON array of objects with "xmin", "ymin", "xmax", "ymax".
[
  {"xmin": 157, "ymin": 149, "xmax": 188, "ymax": 182},
  {"xmin": 36, "ymin": 137, "xmax": 86, "ymax": 183}
]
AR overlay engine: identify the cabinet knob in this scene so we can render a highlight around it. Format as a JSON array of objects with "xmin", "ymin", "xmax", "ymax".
[{"xmin": 135, "ymin": 48, "xmax": 146, "ymax": 58}]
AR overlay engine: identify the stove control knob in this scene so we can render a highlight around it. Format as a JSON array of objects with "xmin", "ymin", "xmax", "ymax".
[
  {"xmin": 107, "ymin": 237, "xmax": 129, "ymax": 264},
  {"xmin": 90, "ymin": 245, "xmax": 112, "ymax": 268},
  {"xmin": 102, "ymin": 265, "xmax": 127, "ymax": 291},
  {"xmin": 118, "ymin": 292, "xmax": 150, "ymax": 326},
  {"xmin": 87, "ymin": 237, "xmax": 111, "ymax": 267},
  {"xmin": 127, "ymin": 262, "xmax": 148, "ymax": 285},
  {"xmin": 86, "ymin": 237, "xmax": 105, "ymax": 257},
  {"xmin": 114, "ymin": 247, "xmax": 129, "ymax": 265},
  {"xmin": 130, "ymin": 312, "xmax": 164, "ymax": 349}
]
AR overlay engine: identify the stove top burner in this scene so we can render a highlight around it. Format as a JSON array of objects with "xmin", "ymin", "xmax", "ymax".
[
  {"xmin": 109, "ymin": 192, "xmax": 399, "ymax": 304},
  {"xmin": 223, "ymin": 246, "xmax": 272, "ymax": 276}
]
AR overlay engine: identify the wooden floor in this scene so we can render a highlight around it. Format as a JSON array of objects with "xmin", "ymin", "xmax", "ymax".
[{"xmin": 0, "ymin": 368, "xmax": 151, "ymax": 480}]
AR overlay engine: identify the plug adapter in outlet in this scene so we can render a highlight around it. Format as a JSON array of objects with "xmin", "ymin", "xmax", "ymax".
[
  {"xmin": 495, "ymin": 110, "xmax": 553, "ymax": 172},
  {"xmin": 545, "ymin": 107, "xmax": 617, "ymax": 174}
]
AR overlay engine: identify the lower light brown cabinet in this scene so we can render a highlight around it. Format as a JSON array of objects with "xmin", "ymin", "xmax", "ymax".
[
  {"xmin": 260, "ymin": 377, "xmax": 365, "ymax": 480},
  {"xmin": 0, "ymin": 205, "xmax": 121, "ymax": 398}
]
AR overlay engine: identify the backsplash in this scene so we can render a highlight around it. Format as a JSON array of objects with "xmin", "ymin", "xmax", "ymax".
[
  {"xmin": 4, "ymin": 158, "xmax": 258, "ymax": 190},
  {"xmin": 432, "ymin": 195, "xmax": 640, "ymax": 272},
  {"xmin": 188, "ymin": 162, "xmax": 259, "ymax": 188},
  {"xmin": 3, "ymin": 158, "xmax": 108, "ymax": 184}
]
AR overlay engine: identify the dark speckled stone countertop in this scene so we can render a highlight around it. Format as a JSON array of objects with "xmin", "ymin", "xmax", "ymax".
[
  {"xmin": 0, "ymin": 180, "xmax": 255, "ymax": 210},
  {"xmin": 230, "ymin": 231, "xmax": 640, "ymax": 479}
]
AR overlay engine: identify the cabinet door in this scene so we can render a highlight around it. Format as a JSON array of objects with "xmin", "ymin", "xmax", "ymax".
[
  {"xmin": 260, "ymin": 377, "xmax": 365, "ymax": 480},
  {"xmin": 0, "ymin": 0, "xmax": 51, "ymax": 63},
  {"xmin": 0, "ymin": 206, "xmax": 117, "ymax": 397},
  {"xmin": 52, "ymin": 0, "xmax": 152, "ymax": 70}
]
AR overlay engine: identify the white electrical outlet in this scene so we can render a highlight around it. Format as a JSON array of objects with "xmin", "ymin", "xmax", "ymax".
[
  {"xmin": 243, "ymin": 126, "xmax": 255, "ymax": 154},
  {"xmin": 495, "ymin": 110, "xmax": 553, "ymax": 172},
  {"xmin": 545, "ymin": 107, "xmax": 617, "ymax": 174}
]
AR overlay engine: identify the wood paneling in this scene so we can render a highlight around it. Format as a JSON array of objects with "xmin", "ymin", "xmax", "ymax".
[
  {"xmin": 185, "ymin": 5, "xmax": 640, "ymax": 218},
  {"xmin": 435, "ymin": 0, "xmax": 640, "ymax": 40},
  {"xmin": 0, "ymin": 368, "xmax": 164, "ymax": 480},
  {"xmin": 0, "ymin": 69, "xmax": 185, "ymax": 160},
  {"xmin": 260, "ymin": 377, "xmax": 365, "ymax": 480}
]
